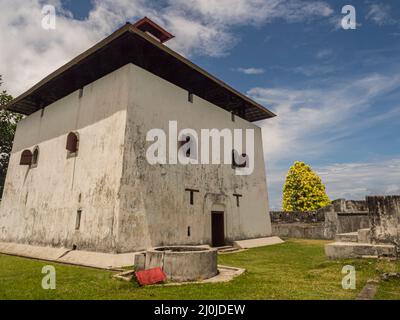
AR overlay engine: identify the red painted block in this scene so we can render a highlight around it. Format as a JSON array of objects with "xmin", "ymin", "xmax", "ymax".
[{"xmin": 135, "ymin": 268, "xmax": 167, "ymax": 286}]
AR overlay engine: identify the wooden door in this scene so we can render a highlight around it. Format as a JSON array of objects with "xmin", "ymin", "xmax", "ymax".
[{"xmin": 211, "ymin": 211, "xmax": 225, "ymax": 247}]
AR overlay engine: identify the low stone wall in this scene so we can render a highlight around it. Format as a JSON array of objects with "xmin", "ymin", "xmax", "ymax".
[
  {"xmin": 271, "ymin": 199, "xmax": 370, "ymax": 240},
  {"xmin": 272, "ymin": 223, "xmax": 326, "ymax": 240},
  {"xmin": 270, "ymin": 211, "xmax": 325, "ymax": 224}
]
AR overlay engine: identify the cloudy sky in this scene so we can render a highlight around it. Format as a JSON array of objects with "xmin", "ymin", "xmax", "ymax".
[{"xmin": 1, "ymin": 0, "xmax": 399, "ymax": 209}]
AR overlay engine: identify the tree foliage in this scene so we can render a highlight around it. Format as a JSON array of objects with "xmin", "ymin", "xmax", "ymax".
[
  {"xmin": 0, "ymin": 76, "xmax": 22, "ymax": 197},
  {"xmin": 282, "ymin": 161, "xmax": 331, "ymax": 212}
]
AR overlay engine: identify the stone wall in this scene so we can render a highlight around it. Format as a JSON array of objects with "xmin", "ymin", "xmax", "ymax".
[
  {"xmin": 367, "ymin": 196, "xmax": 400, "ymax": 249},
  {"xmin": 271, "ymin": 199, "xmax": 370, "ymax": 240},
  {"xmin": 272, "ymin": 223, "xmax": 326, "ymax": 240},
  {"xmin": 0, "ymin": 64, "xmax": 272, "ymax": 253},
  {"xmin": 270, "ymin": 211, "xmax": 325, "ymax": 224}
]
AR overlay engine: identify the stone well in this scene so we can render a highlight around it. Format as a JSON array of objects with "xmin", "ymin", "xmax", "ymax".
[{"xmin": 145, "ymin": 246, "xmax": 218, "ymax": 282}]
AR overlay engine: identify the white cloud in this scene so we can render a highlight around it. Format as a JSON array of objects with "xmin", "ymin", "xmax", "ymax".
[
  {"xmin": 167, "ymin": 0, "xmax": 333, "ymax": 25},
  {"xmin": 237, "ymin": 67, "xmax": 265, "ymax": 75},
  {"xmin": 317, "ymin": 159, "xmax": 400, "ymax": 200},
  {"xmin": 293, "ymin": 64, "xmax": 335, "ymax": 76},
  {"xmin": 316, "ymin": 48, "xmax": 332, "ymax": 59},
  {"xmin": 0, "ymin": 0, "xmax": 334, "ymax": 95},
  {"xmin": 366, "ymin": 3, "xmax": 397, "ymax": 26},
  {"xmin": 250, "ymin": 72, "xmax": 400, "ymax": 209}
]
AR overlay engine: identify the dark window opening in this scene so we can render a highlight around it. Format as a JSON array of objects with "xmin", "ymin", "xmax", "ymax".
[
  {"xmin": 66, "ymin": 132, "xmax": 79, "ymax": 155},
  {"xmin": 20, "ymin": 150, "xmax": 33, "ymax": 166},
  {"xmin": 185, "ymin": 188, "xmax": 199, "ymax": 205},
  {"xmin": 187, "ymin": 226, "xmax": 191, "ymax": 237},
  {"xmin": 188, "ymin": 92, "xmax": 194, "ymax": 103},
  {"xmin": 232, "ymin": 150, "xmax": 248, "ymax": 169},
  {"xmin": 233, "ymin": 194, "xmax": 243, "ymax": 207},
  {"xmin": 75, "ymin": 209, "xmax": 82, "ymax": 230},
  {"xmin": 231, "ymin": 112, "xmax": 235, "ymax": 122}
]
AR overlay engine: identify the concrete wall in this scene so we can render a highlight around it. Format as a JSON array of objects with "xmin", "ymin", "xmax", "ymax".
[
  {"xmin": 118, "ymin": 64, "xmax": 271, "ymax": 252},
  {"xmin": 0, "ymin": 65, "xmax": 130, "ymax": 252},
  {"xmin": 270, "ymin": 211, "xmax": 325, "ymax": 224},
  {"xmin": 336, "ymin": 213, "xmax": 369, "ymax": 234},
  {"xmin": 0, "ymin": 63, "xmax": 272, "ymax": 253},
  {"xmin": 367, "ymin": 196, "xmax": 400, "ymax": 247},
  {"xmin": 271, "ymin": 199, "xmax": 370, "ymax": 240},
  {"xmin": 272, "ymin": 223, "xmax": 326, "ymax": 239}
]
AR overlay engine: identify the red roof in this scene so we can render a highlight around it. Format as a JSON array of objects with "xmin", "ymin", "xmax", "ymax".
[{"xmin": 133, "ymin": 17, "xmax": 174, "ymax": 43}]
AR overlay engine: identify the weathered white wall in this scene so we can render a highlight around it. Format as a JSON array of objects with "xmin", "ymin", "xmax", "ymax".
[
  {"xmin": 118, "ymin": 64, "xmax": 271, "ymax": 252},
  {"xmin": 0, "ymin": 65, "xmax": 130, "ymax": 252},
  {"xmin": 0, "ymin": 63, "xmax": 272, "ymax": 253}
]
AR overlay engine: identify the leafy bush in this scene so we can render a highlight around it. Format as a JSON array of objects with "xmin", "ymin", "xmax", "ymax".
[{"xmin": 283, "ymin": 161, "xmax": 331, "ymax": 212}]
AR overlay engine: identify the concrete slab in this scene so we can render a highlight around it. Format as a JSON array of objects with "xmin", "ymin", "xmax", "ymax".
[
  {"xmin": 325, "ymin": 242, "xmax": 395, "ymax": 260},
  {"xmin": 153, "ymin": 265, "xmax": 246, "ymax": 286},
  {"xmin": 233, "ymin": 236, "xmax": 284, "ymax": 249},
  {"xmin": 335, "ymin": 232, "xmax": 358, "ymax": 243},
  {"xmin": 58, "ymin": 250, "xmax": 137, "ymax": 269},
  {"xmin": 0, "ymin": 241, "xmax": 137, "ymax": 270},
  {"xmin": 356, "ymin": 279, "xmax": 379, "ymax": 300},
  {"xmin": 0, "ymin": 242, "xmax": 69, "ymax": 261}
]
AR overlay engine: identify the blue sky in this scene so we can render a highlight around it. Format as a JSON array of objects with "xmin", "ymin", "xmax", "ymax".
[{"xmin": 1, "ymin": 0, "xmax": 400, "ymax": 209}]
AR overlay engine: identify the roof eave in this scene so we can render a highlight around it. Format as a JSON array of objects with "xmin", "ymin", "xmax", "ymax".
[{"xmin": 3, "ymin": 23, "xmax": 277, "ymax": 120}]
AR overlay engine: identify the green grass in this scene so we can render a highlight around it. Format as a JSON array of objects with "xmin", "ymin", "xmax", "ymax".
[{"xmin": 0, "ymin": 239, "xmax": 399, "ymax": 300}]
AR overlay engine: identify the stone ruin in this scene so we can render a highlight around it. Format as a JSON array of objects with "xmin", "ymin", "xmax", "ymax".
[
  {"xmin": 270, "ymin": 199, "xmax": 369, "ymax": 240},
  {"xmin": 325, "ymin": 195, "xmax": 400, "ymax": 259}
]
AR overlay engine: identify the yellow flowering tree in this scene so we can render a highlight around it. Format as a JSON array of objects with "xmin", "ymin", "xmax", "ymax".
[{"xmin": 283, "ymin": 161, "xmax": 331, "ymax": 212}]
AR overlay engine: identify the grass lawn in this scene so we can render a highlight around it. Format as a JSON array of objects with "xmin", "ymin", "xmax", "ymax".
[{"xmin": 0, "ymin": 239, "xmax": 399, "ymax": 300}]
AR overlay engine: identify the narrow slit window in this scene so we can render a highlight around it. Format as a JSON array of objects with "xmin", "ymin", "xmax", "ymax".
[
  {"xmin": 31, "ymin": 147, "xmax": 39, "ymax": 167},
  {"xmin": 75, "ymin": 209, "xmax": 82, "ymax": 230}
]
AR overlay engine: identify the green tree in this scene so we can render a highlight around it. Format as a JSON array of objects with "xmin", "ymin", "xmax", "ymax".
[
  {"xmin": 0, "ymin": 76, "xmax": 22, "ymax": 198},
  {"xmin": 282, "ymin": 161, "xmax": 331, "ymax": 212}
]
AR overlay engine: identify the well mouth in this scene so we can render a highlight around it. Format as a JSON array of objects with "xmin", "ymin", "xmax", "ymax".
[{"xmin": 145, "ymin": 246, "xmax": 218, "ymax": 282}]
